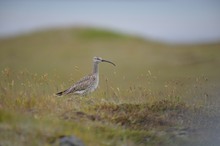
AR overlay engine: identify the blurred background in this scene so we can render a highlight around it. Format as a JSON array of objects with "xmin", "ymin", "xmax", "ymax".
[
  {"xmin": 0, "ymin": 0, "xmax": 220, "ymax": 99},
  {"xmin": 1, "ymin": 1, "xmax": 220, "ymax": 43},
  {"xmin": 1, "ymin": 1, "xmax": 220, "ymax": 145}
]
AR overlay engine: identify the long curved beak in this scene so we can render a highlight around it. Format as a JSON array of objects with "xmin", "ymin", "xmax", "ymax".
[{"xmin": 102, "ymin": 59, "xmax": 116, "ymax": 66}]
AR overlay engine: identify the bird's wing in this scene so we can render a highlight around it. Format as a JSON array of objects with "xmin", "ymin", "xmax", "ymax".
[{"xmin": 65, "ymin": 74, "xmax": 96, "ymax": 94}]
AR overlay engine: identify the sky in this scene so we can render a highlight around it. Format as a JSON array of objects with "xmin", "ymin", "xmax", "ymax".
[{"xmin": 0, "ymin": 0, "xmax": 220, "ymax": 43}]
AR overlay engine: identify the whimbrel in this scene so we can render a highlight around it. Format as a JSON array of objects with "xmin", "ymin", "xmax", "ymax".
[{"xmin": 56, "ymin": 57, "xmax": 115, "ymax": 96}]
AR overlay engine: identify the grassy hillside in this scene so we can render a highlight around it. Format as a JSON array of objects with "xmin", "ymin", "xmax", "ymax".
[{"xmin": 0, "ymin": 27, "xmax": 220, "ymax": 146}]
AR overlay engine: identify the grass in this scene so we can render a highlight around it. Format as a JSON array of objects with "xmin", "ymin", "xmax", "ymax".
[
  {"xmin": 0, "ymin": 69, "xmax": 180, "ymax": 146},
  {"xmin": 0, "ymin": 27, "xmax": 220, "ymax": 146},
  {"xmin": 1, "ymin": 67, "xmax": 219, "ymax": 146}
]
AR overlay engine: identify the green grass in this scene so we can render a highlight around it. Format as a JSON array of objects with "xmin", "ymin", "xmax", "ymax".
[
  {"xmin": 0, "ymin": 69, "xmax": 187, "ymax": 146},
  {"xmin": 0, "ymin": 27, "xmax": 220, "ymax": 146}
]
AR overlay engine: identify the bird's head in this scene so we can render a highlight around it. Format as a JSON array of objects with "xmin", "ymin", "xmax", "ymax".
[{"xmin": 93, "ymin": 57, "xmax": 116, "ymax": 66}]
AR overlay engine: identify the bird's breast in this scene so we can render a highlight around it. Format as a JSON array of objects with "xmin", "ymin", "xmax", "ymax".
[
  {"xmin": 93, "ymin": 75, "xmax": 99, "ymax": 89},
  {"xmin": 89, "ymin": 75, "xmax": 99, "ymax": 93}
]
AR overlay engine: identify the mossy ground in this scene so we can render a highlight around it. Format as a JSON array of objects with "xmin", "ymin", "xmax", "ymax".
[{"xmin": 0, "ymin": 27, "xmax": 220, "ymax": 146}]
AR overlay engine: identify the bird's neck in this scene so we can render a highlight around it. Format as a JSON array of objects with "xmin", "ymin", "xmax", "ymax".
[{"xmin": 93, "ymin": 62, "xmax": 99, "ymax": 75}]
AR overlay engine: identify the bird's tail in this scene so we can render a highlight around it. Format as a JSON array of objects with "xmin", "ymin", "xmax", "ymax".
[{"xmin": 56, "ymin": 89, "xmax": 67, "ymax": 96}]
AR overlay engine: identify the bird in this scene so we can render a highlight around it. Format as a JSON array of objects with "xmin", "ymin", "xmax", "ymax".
[{"xmin": 56, "ymin": 57, "xmax": 115, "ymax": 96}]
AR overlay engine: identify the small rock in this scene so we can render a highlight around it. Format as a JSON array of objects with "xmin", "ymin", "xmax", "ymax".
[{"xmin": 59, "ymin": 135, "xmax": 85, "ymax": 146}]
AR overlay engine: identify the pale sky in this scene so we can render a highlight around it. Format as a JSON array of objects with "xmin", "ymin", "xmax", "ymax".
[{"xmin": 0, "ymin": 0, "xmax": 220, "ymax": 43}]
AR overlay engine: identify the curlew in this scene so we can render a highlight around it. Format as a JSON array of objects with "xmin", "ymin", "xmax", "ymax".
[{"xmin": 56, "ymin": 57, "xmax": 115, "ymax": 96}]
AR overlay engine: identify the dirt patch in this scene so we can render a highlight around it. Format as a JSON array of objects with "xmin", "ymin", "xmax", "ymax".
[
  {"xmin": 60, "ymin": 99, "xmax": 189, "ymax": 131},
  {"xmin": 93, "ymin": 99, "xmax": 188, "ymax": 130}
]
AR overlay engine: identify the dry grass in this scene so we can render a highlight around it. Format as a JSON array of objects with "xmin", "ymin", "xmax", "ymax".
[
  {"xmin": 1, "ymin": 68, "xmax": 219, "ymax": 146},
  {"xmin": 0, "ymin": 27, "xmax": 220, "ymax": 146}
]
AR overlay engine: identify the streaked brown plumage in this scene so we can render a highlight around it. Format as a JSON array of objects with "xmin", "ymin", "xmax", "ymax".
[{"xmin": 56, "ymin": 57, "xmax": 115, "ymax": 96}]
